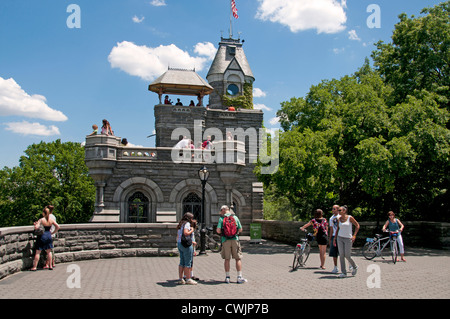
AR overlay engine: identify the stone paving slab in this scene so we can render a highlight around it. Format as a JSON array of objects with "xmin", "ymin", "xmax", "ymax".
[{"xmin": 0, "ymin": 237, "xmax": 449, "ymax": 301}]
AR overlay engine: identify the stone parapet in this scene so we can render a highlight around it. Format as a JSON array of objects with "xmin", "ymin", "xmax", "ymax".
[
  {"xmin": 254, "ymin": 219, "xmax": 450, "ymax": 249},
  {"xmin": 0, "ymin": 223, "xmax": 178, "ymax": 280}
]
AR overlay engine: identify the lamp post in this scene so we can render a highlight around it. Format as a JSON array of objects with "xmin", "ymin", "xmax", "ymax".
[{"xmin": 198, "ymin": 165, "xmax": 209, "ymax": 255}]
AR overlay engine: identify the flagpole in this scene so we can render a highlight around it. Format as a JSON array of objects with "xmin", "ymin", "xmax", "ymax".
[{"xmin": 229, "ymin": 0, "xmax": 233, "ymax": 38}]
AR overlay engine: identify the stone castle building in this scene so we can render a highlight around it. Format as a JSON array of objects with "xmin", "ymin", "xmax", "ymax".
[{"xmin": 84, "ymin": 37, "xmax": 264, "ymax": 234}]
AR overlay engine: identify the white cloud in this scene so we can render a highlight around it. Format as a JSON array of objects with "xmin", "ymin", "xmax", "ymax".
[
  {"xmin": 108, "ymin": 41, "xmax": 214, "ymax": 81},
  {"xmin": 348, "ymin": 29, "xmax": 360, "ymax": 41},
  {"xmin": 269, "ymin": 116, "xmax": 280, "ymax": 125},
  {"xmin": 253, "ymin": 88, "xmax": 267, "ymax": 98},
  {"xmin": 254, "ymin": 103, "xmax": 271, "ymax": 111},
  {"xmin": 0, "ymin": 77, "xmax": 68, "ymax": 122},
  {"xmin": 4, "ymin": 120, "xmax": 60, "ymax": 136},
  {"xmin": 194, "ymin": 42, "xmax": 217, "ymax": 61},
  {"xmin": 333, "ymin": 47, "xmax": 345, "ymax": 54},
  {"xmin": 132, "ymin": 15, "xmax": 145, "ymax": 23},
  {"xmin": 150, "ymin": 0, "xmax": 166, "ymax": 7},
  {"xmin": 255, "ymin": 0, "xmax": 347, "ymax": 34}
]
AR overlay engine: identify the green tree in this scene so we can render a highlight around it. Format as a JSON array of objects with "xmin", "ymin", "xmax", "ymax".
[
  {"xmin": 372, "ymin": 1, "xmax": 449, "ymax": 110},
  {"xmin": 257, "ymin": 61, "xmax": 449, "ymax": 221},
  {"xmin": 258, "ymin": 2, "xmax": 450, "ymax": 222},
  {"xmin": 0, "ymin": 140, "xmax": 95, "ymax": 227}
]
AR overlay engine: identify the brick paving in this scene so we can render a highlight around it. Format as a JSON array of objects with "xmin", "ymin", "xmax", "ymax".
[{"xmin": 0, "ymin": 237, "xmax": 449, "ymax": 300}]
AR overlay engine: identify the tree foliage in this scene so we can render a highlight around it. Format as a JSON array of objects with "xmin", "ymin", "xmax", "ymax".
[
  {"xmin": 257, "ymin": 1, "xmax": 450, "ymax": 223},
  {"xmin": 0, "ymin": 140, "xmax": 95, "ymax": 227},
  {"xmin": 372, "ymin": 1, "xmax": 449, "ymax": 110},
  {"xmin": 259, "ymin": 61, "xmax": 449, "ymax": 221}
]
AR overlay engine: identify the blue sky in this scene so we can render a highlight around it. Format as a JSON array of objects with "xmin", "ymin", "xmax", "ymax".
[{"xmin": 0, "ymin": 0, "xmax": 444, "ymax": 168}]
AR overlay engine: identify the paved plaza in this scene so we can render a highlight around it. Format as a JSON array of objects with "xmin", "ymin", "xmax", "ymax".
[{"xmin": 1, "ymin": 237, "xmax": 449, "ymax": 301}]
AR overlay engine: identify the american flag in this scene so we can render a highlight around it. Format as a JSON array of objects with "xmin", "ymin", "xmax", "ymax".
[{"xmin": 231, "ymin": 0, "xmax": 239, "ymax": 19}]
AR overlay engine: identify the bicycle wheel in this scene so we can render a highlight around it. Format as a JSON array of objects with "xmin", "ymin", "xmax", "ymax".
[
  {"xmin": 208, "ymin": 234, "xmax": 221, "ymax": 252},
  {"xmin": 362, "ymin": 241, "xmax": 378, "ymax": 260},
  {"xmin": 391, "ymin": 239, "xmax": 398, "ymax": 264},
  {"xmin": 299, "ymin": 244, "xmax": 311, "ymax": 266},
  {"xmin": 292, "ymin": 246, "xmax": 301, "ymax": 270}
]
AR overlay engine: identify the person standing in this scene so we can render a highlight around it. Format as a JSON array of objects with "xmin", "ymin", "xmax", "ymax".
[
  {"xmin": 329, "ymin": 205, "xmax": 340, "ymax": 273},
  {"xmin": 176, "ymin": 212, "xmax": 197, "ymax": 285},
  {"xmin": 334, "ymin": 206, "xmax": 359, "ymax": 278},
  {"xmin": 300, "ymin": 209, "xmax": 328, "ymax": 269},
  {"xmin": 382, "ymin": 211, "xmax": 406, "ymax": 262},
  {"xmin": 216, "ymin": 205, "xmax": 247, "ymax": 284},
  {"xmin": 31, "ymin": 207, "xmax": 60, "ymax": 271},
  {"xmin": 45, "ymin": 205, "xmax": 57, "ymax": 269}
]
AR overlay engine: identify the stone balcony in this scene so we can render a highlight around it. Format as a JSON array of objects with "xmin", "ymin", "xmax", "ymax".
[{"xmin": 85, "ymin": 135, "xmax": 246, "ymax": 165}]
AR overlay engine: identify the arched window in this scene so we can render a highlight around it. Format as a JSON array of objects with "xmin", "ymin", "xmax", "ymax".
[
  {"xmin": 182, "ymin": 192, "xmax": 202, "ymax": 222},
  {"xmin": 128, "ymin": 192, "xmax": 149, "ymax": 223},
  {"xmin": 227, "ymin": 84, "xmax": 239, "ymax": 96}
]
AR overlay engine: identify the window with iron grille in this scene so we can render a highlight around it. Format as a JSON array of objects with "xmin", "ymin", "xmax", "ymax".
[
  {"xmin": 182, "ymin": 192, "xmax": 202, "ymax": 222},
  {"xmin": 128, "ymin": 192, "xmax": 149, "ymax": 223}
]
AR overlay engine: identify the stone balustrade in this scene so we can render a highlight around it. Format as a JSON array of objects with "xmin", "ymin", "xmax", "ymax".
[{"xmin": 85, "ymin": 135, "xmax": 246, "ymax": 165}]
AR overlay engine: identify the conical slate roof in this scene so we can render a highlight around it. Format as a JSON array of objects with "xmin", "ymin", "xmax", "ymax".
[
  {"xmin": 148, "ymin": 68, "xmax": 214, "ymax": 96},
  {"xmin": 207, "ymin": 38, "xmax": 254, "ymax": 80}
]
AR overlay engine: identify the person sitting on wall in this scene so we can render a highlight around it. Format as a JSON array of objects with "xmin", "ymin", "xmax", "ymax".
[
  {"xmin": 189, "ymin": 100, "xmax": 195, "ymax": 106},
  {"xmin": 101, "ymin": 119, "xmax": 114, "ymax": 135},
  {"xmin": 89, "ymin": 124, "xmax": 98, "ymax": 136},
  {"xmin": 121, "ymin": 138, "xmax": 128, "ymax": 146},
  {"xmin": 176, "ymin": 99, "xmax": 183, "ymax": 106}
]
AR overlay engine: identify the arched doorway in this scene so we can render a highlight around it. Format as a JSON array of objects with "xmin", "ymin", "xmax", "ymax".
[
  {"xmin": 182, "ymin": 192, "xmax": 202, "ymax": 222},
  {"xmin": 127, "ymin": 191, "xmax": 150, "ymax": 223}
]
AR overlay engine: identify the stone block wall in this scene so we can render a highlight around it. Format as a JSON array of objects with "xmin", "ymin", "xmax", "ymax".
[
  {"xmin": 255, "ymin": 219, "xmax": 450, "ymax": 249},
  {"xmin": 0, "ymin": 223, "xmax": 178, "ymax": 280}
]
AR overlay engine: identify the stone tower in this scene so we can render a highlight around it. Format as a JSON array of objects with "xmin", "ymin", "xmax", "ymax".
[{"xmin": 207, "ymin": 37, "xmax": 254, "ymax": 109}]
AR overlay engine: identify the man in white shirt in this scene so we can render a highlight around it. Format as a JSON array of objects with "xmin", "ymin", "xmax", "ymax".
[
  {"xmin": 329, "ymin": 205, "xmax": 340, "ymax": 273},
  {"xmin": 174, "ymin": 137, "xmax": 191, "ymax": 149}
]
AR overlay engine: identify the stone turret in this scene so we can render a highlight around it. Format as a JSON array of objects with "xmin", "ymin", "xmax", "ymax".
[{"xmin": 207, "ymin": 37, "xmax": 255, "ymax": 109}]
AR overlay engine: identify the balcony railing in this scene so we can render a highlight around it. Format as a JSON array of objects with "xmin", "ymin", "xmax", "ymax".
[{"xmin": 85, "ymin": 135, "xmax": 246, "ymax": 165}]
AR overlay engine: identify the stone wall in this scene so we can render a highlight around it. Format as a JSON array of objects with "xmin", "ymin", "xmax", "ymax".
[
  {"xmin": 254, "ymin": 219, "xmax": 450, "ymax": 249},
  {"xmin": 0, "ymin": 223, "xmax": 178, "ymax": 280}
]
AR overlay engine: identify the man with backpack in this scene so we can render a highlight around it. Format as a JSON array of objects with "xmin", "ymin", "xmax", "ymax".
[{"xmin": 216, "ymin": 205, "xmax": 247, "ymax": 284}]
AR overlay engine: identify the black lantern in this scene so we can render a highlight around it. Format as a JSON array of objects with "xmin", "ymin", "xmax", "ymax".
[{"xmin": 198, "ymin": 166, "xmax": 209, "ymax": 255}]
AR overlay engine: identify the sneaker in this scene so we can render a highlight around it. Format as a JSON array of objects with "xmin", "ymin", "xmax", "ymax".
[
  {"xmin": 225, "ymin": 276, "xmax": 230, "ymax": 284},
  {"xmin": 186, "ymin": 278, "xmax": 197, "ymax": 285},
  {"xmin": 338, "ymin": 273, "xmax": 347, "ymax": 278},
  {"xmin": 237, "ymin": 276, "xmax": 248, "ymax": 284},
  {"xmin": 351, "ymin": 266, "xmax": 358, "ymax": 276},
  {"xmin": 331, "ymin": 266, "xmax": 339, "ymax": 274},
  {"xmin": 177, "ymin": 279, "xmax": 186, "ymax": 285}
]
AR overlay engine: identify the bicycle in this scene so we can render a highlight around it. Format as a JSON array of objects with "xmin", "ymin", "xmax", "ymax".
[
  {"xmin": 194, "ymin": 226, "xmax": 221, "ymax": 252},
  {"xmin": 292, "ymin": 232, "xmax": 314, "ymax": 270},
  {"xmin": 362, "ymin": 231, "xmax": 400, "ymax": 264}
]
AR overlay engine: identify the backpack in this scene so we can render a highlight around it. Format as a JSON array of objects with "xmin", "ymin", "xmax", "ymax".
[
  {"xmin": 313, "ymin": 218, "xmax": 328, "ymax": 237},
  {"xmin": 180, "ymin": 223, "xmax": 192, "ymax": 248},
  {"xmin": 222, "ymin": 215, "xmax": 238, "ymax": 239}
]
